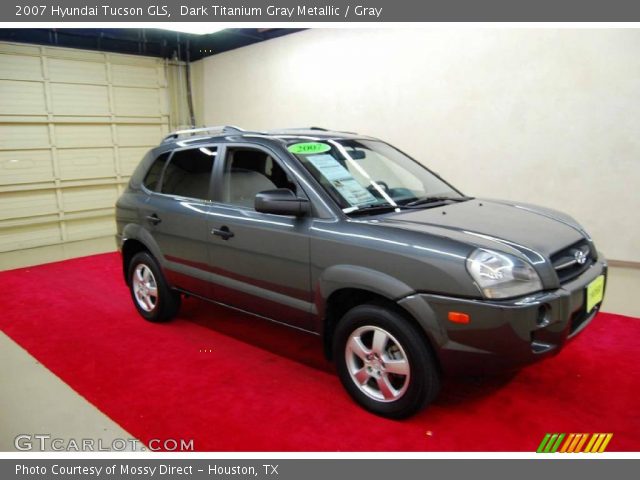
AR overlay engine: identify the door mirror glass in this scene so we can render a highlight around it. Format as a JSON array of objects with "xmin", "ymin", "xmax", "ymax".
[{"xmin": 255, "ymin": 189, "xmax": 309, "ymax": 216}]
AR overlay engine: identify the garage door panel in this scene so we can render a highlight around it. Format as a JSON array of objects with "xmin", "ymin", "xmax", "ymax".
[
  {"xmin": 48, "ymin": 58, "xmax": 107, "ymax": 85},
  {"xmin": 0, "ymin": 125, "xmax": 50, "ymax": 150},
  {"xmin": 66, "ymin": 216, "xmax": 115, "ymax": 242},
  {"xmin": 50, "ymin": 83, "xmax": 110, "ymax": 116},
  {"xmin": 57, "ymin": 148, "xmax": 116, "ymax": 180},
  {"xmin": 62, "ymin": 185, "xmax": 119, "ymax": 212},
  {"xmin": 0, "ymin": 54, "xmax": 42, "ymax": 80},
  {"xmin": 0, "ymin": 222, "xmax": 61, "ymax": 251},
  {"xmin": 117, "ymin": 125, "xmax": 163, "ymax": 147},
  {"xmin": 44, "ymin": 47, "xmax": 104, "ymax": 63},
  {"xmin": 0, "ymin": 189, "xmax": 58, "ymax": 220},
  {"xmin": 0, "ymin": 80, "xmax": 47, "ymax": 114},
  {"xmin": 0, "ymin": 42, "xmax": 170, "ymax": 260},
  {"xmin": 107, "ymin": 53, "xmax": 158, "ymax": 67},
  {"xmin": 0, "ymin": 43, "xmax": 40, "ymax": 56},
  {"xmin": 119, "ymin": 147, "xmax": 149, "ymax": 176},
  {"xmin": 111, "ymin": 64, "xmax": 158, "ymax": 87},
  {"xmin": 0, "ymin": 150, "xmax": 53, "ymax": 185},
  {"xmin": 156, "ymin": 66, "xmax": 167, "ymax": 87},
  {"xmin": 113, "ymin": 87, "xmax": 161, "ymax": 116},
  {"xmin": 55, "ymin": 125, "xmax": 112, "ymax": 148}
]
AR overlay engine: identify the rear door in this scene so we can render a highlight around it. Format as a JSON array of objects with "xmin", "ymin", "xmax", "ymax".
[
  {"xmin": 140, "ymin": 145, "xmax": 218, "ymax": 298},
  {"xmin": 205, "ymin": 144, "xmax": 314, "ymax": 330}
]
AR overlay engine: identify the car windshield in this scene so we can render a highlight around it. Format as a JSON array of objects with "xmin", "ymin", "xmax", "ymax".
[{"xmin": 289, "ymin": 139, "xmax": 464, "ymax": 212}]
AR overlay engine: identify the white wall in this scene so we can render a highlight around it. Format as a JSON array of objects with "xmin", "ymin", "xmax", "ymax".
[{"xmin": 196, "ymin": 28, "xmax": 640, "ymax": 262}]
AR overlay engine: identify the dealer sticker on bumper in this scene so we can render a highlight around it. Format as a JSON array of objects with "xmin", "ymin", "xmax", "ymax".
[{"xmin": 586, "ymin": 275, "xmax": 605, "ymax": 312}]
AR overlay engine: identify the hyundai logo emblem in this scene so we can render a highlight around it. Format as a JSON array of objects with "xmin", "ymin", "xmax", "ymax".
[{"xmin": 574, "ymin": 249, "xmax": 588, "ymax": 265}]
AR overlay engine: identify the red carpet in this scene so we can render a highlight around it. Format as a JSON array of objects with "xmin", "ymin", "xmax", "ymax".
[{"xmin": 1, "ymin": 253, "xmax": 638, "ymax": 451}]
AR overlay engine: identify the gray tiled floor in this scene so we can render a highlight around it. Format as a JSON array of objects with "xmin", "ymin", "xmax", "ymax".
[{"xmin": 0, "ymin": 332, "xmax": 136, "ymax": 452}]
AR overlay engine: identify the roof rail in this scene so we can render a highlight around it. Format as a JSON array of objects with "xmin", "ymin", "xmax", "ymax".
[
  {"xmin": 162, "ymin": 125, "xmax": 245, "ymax": 143},
  {"xmin": 269, "ymin": 127, "xmax": 358, "ymax": 135},
  {"xmin": 273, "ymin": 126, "xmax": 328, "ymax": 132}
]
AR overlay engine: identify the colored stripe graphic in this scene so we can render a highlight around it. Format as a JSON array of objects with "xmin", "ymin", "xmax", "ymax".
[
  {"xmin": 537, "ymin": 433, "xmax": 613, "ymax": 453},
  {"xmin": 568, "ymin": 433, "xmax": 582, "ymax": 453},
  {"xmin": 559, "ymin": 433, "xmax": 575, "ymax": 453},
  {"xmin": 584, "ymin": 434, "xmax": 598, "ymax": 452},
  {"xmin": 598, "ymin": 434, "xmax": 613, "ymax": 453},
  {"xmin": 537, "ymin": 433, "xmax": 551, "ymax": 453},
  {"xmin": 544, "ymin": 433, "xmax": 558, "ymax": 453},
  {"xmin": 575, "ymin": 434, "xmax": 589, "ymax": 452},
  {"xmin": 592, "ymin": 434, "xmax": 606, "ymax": 452},
  {"xmin": 550, "ymin": 433, "xmax": 565, "ymax": 452}
]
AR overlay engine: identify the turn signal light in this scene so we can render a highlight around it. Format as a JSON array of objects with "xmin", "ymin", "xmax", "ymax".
[{"xmin": 448, "ymin": 312, "xmax": 470, "ymax": 324}]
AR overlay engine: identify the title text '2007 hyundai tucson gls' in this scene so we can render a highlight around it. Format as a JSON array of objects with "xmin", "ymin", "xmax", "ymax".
[{"xmin": 116, "ymin": 126, "xmax": 607, "ymax": 418}]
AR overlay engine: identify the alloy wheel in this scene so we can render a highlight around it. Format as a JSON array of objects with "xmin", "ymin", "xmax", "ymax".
[
  {"xmin": 132, "ymin": 263, "xmax": 158, "ymax": 312},
  {"xmin": 345, "ymin": 325, "xmax": 411, "ymax": 402}
]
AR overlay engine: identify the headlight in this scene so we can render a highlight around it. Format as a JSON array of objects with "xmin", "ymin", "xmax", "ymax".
[{"xmin": 466, "ymin": 248, "xmax": 542, "ymax": 299}]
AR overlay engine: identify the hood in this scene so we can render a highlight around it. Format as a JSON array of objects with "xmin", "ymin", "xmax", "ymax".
[{"xmin": 372, "ymin": 199, "xmax": 586, "ymax": 262}]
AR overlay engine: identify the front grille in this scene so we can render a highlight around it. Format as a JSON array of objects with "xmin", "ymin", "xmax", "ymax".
[{"xmin": 551, "ymin": 239, "xmax": 594, "ymax": 283}]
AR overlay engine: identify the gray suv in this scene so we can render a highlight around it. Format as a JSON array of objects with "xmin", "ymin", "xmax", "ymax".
[{"xmin": 116, "ymin": 126, "xmax": 607, "ymax": 418}]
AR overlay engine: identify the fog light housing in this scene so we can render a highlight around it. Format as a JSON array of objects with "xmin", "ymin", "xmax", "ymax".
[{"xmin": 536, "ymin": 304, "xmax": 551, "ymax": 327}]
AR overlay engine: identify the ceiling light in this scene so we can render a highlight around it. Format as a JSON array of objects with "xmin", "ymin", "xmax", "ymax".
[
  {"xmin": 157, "ymin": 26, "xmax": 225, "ymax": 36},
  {"xmin": 199, "ymin": 148, "xmax": 217, "ymax": 156}
]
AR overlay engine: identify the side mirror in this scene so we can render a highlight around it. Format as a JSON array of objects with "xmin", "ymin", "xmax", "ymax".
[{"xmin": 255, "ymin": 189, "xmax": 310, "ymax": 217}]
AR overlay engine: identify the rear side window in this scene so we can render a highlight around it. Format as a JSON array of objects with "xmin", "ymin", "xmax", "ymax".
[
  {"xmin": 142, "ymin": 152, "xmax": 169, "ymax": 191},
  {"xmin": 161, "ymin": 146, "xmax": 217, "ymax": 200}
]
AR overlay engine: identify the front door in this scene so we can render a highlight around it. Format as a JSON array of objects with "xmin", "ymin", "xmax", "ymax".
[{"xmin": 206, "ymin": 145, "xmax": 314, "ymax": 330}]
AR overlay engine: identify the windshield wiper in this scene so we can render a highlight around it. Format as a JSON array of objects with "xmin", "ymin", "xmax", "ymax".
[
  {"xmin": 346, "ymin": 196, "xmax": 473, "ymax": 216},
  {"xmin": 404, "ymin": 196, "xmax": 473, "ymax": 208},
  {"xmin": 345, "ymin": 203, "xmax": 405, "ymax": 217}
]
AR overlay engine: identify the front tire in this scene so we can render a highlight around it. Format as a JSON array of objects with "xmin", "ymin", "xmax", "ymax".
[
  {"xmin": 333, "ymin": 304, "xmax": 440, "ymax": 419},
  {"xmin": 128, "ymin": 252, "xmax": 181, "ymax": 322}
]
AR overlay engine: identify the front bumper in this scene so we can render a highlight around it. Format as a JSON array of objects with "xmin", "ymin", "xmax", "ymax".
[{"xmin": 399, "ymin": 258, "xmax": 607, "ymax": 375}]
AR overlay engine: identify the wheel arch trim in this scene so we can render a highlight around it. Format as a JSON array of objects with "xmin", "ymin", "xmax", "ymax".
[
  {"xmin": 314, "ymin": 265, "xmax": 448, "ymax": 360},
  {"xmin": 120, "ymin": 224, "xmax": 167, "ymax": 283},
  {"xmin": 314, "ymin": 265, "xmax": 415, "ymax": 319}
]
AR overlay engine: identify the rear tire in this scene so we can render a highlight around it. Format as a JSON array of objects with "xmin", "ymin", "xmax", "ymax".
[
  {"xmin": 128, "ymin": 252, "xmax": 181, "ymax": 322},
  {"xmin": 333, "ymin": 304, "xmax": 440, "ymax": 419}
]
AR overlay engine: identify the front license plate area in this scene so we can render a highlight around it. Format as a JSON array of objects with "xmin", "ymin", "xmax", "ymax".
[{"xmin": 585, "ymin": 275, "xmax": 605, "ymax": 313}]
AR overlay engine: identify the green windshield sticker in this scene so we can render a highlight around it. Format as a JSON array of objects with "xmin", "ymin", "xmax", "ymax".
[{"xmin": 288, "ymin": 142, "xmax": 331, "ymax": 155}]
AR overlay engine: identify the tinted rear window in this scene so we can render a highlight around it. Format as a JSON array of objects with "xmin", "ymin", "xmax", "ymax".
[
  {"xmin": 161, "ymin": 147, "xmax": 217, "ymax": 200},
  {"xmin": 142, "ymin": 152, "xmax": 169, "ymax": 191}
]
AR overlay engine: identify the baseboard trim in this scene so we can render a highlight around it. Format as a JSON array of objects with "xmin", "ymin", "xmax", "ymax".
[
  {"xmin": 608, "ymin": 259, "xmax": 640, "ymax": 269},
  {"xmin": 0, "ymin": 237, "xmax": 116, "ymax": 271}
]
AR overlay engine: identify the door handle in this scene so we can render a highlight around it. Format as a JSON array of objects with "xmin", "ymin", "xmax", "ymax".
[
  {"xmin": 211, "ymin": 225, "xmax": 234, "ymax": 240},
  {"xmin": 145, "ymin": 214, "xmax": 162, "ymax": 225}
]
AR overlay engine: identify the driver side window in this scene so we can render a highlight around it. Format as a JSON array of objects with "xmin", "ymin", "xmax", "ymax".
[{"xmin": 222, "ymin": 148, "xmax": 297, "ymax": 208}]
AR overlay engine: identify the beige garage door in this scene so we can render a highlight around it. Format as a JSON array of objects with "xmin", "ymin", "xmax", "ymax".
[{"xmin": 0, "ymin": 42, "xmax": 175, "ymax": 269}]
